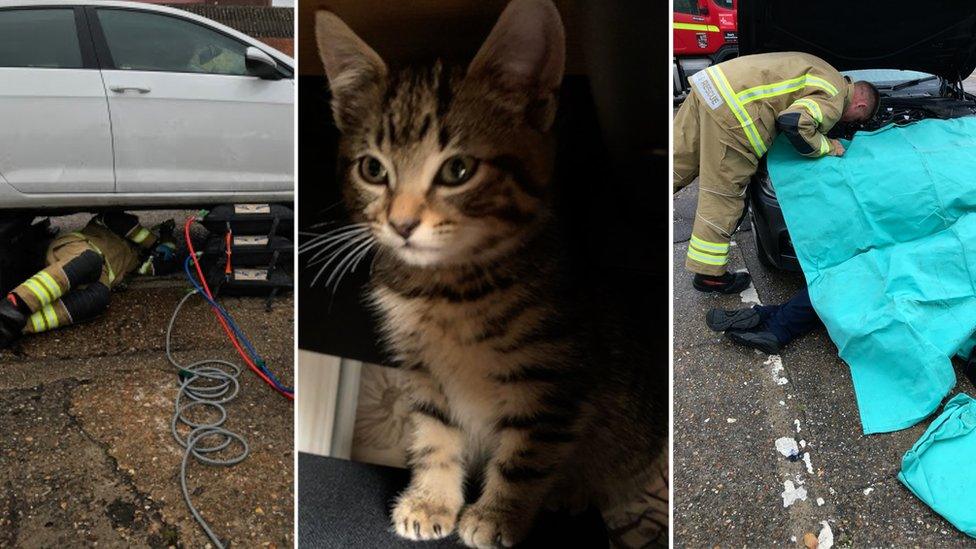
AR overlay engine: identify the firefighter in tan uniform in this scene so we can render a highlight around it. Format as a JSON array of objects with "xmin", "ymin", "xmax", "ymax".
[
  {"xmin": 674, "ymin": 52, "xmax": 880, "ymax": 293},
  {"xmin": 0, "ymin": 212, "xmax": 179, "ymax": 348}
]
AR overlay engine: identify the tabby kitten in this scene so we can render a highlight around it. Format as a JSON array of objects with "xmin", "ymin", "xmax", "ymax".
[{"xmin": 315, "ymin": 1, "xmax": 665, "ymax": 546}]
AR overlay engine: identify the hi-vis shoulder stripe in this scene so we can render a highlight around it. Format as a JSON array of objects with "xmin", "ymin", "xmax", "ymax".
[
  {"xmin": 706, "ymin": 65, "xmax": 768, "ymax": 157},
  {"xmin": 736, "ymin": 74, "xmax": 838, "ymax": 104},
  {"xmin": 791, "ymin": 98, "xmax": 823, "ymax": 124},
  {"xmin": 674, "ymin": 22, "xmax": 720, "ymax": 32}
]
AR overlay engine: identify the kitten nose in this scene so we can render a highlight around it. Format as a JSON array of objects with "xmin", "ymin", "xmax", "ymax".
[{"xmin": 389, "ymin": 218, "xmax": 420, "ymax": 239}]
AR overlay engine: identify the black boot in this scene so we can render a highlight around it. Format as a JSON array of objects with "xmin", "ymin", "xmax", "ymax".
[
  {"xmin": 693, "ymin": 271, "xmax": 752, "ymax": 294},
  {"xmin": 0, "ymin": 299, "xmax": 27, "ymax": 349},
  {"xmin": 706, "ymin": 307, "xmax": 762, "ymax": 332},
  {"xmin": 726, "ymin": 329, "xmax": 782, "ymax": 354}
]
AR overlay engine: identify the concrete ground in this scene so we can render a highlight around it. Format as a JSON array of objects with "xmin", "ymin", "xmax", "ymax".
[
  {"xmin": 673, "ymin": 183, "xmax": 975, "ymax": 547},
  {"xmin": 0, "ymin": 211, "xmax": 293, "ymax": 548}
]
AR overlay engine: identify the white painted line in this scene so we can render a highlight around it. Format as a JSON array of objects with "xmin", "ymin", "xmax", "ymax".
[
  {"xmin": 818, "ymin": 521, "xmax": 834, "ymax": 549},
  {"xmin": 775, "ymin": 436, "xmax": 799, "ymax": 458},
  {"xmin": 766, "ymin": 355, "xmax": 789, "ymax": 385},
  {"xmin": 781, "ymin": 480, "xmax": 808, "ymax": 507}
]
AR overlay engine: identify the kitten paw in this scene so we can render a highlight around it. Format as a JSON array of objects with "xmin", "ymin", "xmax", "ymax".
[
  {"xmin": 392, "ymin": 491, "xmax": 459, "ymax": 541},
  {"xmin": 457, "ymin": 503, "xmax": 530, "ymax": 548}
]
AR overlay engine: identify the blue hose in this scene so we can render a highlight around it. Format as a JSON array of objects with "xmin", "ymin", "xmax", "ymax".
[{"xmin": 182, "ymin": 256, "xmax": 293, "ymax": 395}]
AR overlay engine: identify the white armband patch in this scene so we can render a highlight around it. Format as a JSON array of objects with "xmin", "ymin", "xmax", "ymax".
[{"xmin": 689, "ymin": 70, "xmax": 724, "ymax": 110}]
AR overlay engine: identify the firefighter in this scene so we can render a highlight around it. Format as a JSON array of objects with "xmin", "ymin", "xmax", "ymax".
[
  {"xmin": 0, "ymin": 212, "xmax": 180, "ymax": 348},
  {"xmin": 674, "ymin": 52, "xmax": 880, "ymax": 293},
  {"xmin": 705, "ymin": 287, "xmax": 821, "ymax": 354}
]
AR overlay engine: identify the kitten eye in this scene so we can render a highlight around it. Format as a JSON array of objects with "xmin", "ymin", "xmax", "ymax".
[
  {"xmin": 358, "ymin": 155, "xmax": 388, "ymax": 185},
  {"xmin": 437, "ymin": 155, "xmax": 479, "ymax": 186}
]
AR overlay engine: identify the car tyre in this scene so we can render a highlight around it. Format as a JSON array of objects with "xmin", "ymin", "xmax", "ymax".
[{"xmin": 751, "ymin": 217, "xmax": 775, "ymax": 270}]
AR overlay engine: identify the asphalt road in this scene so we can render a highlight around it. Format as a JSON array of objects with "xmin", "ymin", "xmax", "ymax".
[
  {"xmin": 673, "ymin": 182, "xmax": 975, "ymax": 547},
  {"xmin": 0, "ymin": 211, "xmax": 294, "ymax": 548}
]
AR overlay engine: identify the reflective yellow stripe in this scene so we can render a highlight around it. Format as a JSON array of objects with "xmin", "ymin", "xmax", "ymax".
[
  {"xmin": 736, "ymin": 74, "xmax": 838, "ymax": 104},
  {"xmin": 791, "ymin": 98, "xmax": 823, "ymax": 124},
  {"xmin": 73, "ymin": 233, "xmax": 115, "ymax": 284},
  {"xmin": 689, "ymin": 242, "xmax": 729, "ymax": 261},
  {"xmin": 674, "ymin": 22, "xmax": 720, "ymax": 32},
  {"xmin": 690, "ymin": 235, "xmax": 730, "ymax": 254},
  {"xmin": 41, "ymin": 304, "xmax": 59, "ymax": 329},
  {"xmin": 707, "ymin": 66, "xmax": 767, "ymax": 157},
  {"xmin": 30, "ymin": 311, "xmax": 46, "ymax": 332},
  {"xmin": 23, "ymin": 278, "xmax": 52, "ymax": 305},
  {"xmin": 138, "ymin": 258, "xmax": 153, "ymax": 275},
  {"xmin": 36, "ymin": 271, "xmax": 63, "ymax": 299},
  {"xmin": 130, "ymin": 227, "xmax": 151, "ymax": 244},
  {"xmin": 819, "ymin": 135, "xmax": 831, "ymax": 156},
  {"xmin": 688, "ymin": 247, "xmax": 728, "ymax": 266}
]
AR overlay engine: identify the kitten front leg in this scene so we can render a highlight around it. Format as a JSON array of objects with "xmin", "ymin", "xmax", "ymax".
[
  {"xmin": 458, "ymin": 407, "xmax": 581, "ymax": 548},
  {"xmin": 392, "ymin": 387, "xmax": 465, "ymax": 541}
]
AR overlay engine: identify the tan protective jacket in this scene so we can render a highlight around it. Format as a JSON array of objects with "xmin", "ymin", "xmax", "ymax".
[{"xmin": 688, "ymin": 51, "xmax": 852, "ymax": 159}]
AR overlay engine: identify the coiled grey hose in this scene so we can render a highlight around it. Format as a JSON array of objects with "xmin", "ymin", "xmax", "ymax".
[{"xmin": 167, "ymin": 290, "xmax": 250, "ymax": 548}]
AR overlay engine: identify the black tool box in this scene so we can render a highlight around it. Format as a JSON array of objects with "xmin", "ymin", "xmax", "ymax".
[
  {"xmin": 201, "ymin": 203, "xmax": 293, "ymax": 236},
  {"xmin": 200, "ymin": 204, "xmax": 294, "ymax": 304}
]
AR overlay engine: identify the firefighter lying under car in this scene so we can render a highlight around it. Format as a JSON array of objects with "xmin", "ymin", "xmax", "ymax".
[
  {"xmin": 673, "ymin": 51, "xmax": 880, "ymax": 294},
  {"xmin": 0, "ymin": 212, "xmax": 180, "ymax": 348}
]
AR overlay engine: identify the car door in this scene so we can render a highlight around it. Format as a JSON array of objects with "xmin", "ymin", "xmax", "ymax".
[
  {"xmin": 0, "ymin": 6, "xmax": 114, "ymax": 194},
  {"xmin": 90, "ymin": 6, "xmax": 294, "ymax": 195}
]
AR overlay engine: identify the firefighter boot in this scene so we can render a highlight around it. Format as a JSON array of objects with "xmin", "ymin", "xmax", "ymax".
[
  {"xmin": 693, "ymin": 271, "xmax": 752, "ymax": 294},
  {"xmin": 0, "ymin": 298, "xmax": 27, "ymax": 349}
]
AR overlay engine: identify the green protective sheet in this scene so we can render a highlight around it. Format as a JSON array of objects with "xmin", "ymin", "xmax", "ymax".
[
  {"xmin": 898, "ymin": 393, "xmax": 976, "ymax": 538},
  {"xmin": 766, "ymin": 117, "xmax": 976, "ymax": 434}
]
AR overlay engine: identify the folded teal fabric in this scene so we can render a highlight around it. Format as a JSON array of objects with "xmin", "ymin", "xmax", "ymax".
[
  {"xmin": 766, "ymin": 118, "xmax": 976, "ymax": 434},
  {"xmin": 898, "ymin": 393, "xmax": 976, "ymax": 537}
]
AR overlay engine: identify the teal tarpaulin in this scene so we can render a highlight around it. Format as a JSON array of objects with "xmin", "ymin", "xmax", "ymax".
[
  {"xmin": 766, "ymin": 117, "xmax": 976, "ymax": 434},
  {"xmin": 899, "ymin": 393, "xmax": 976, "ymax": 538}
]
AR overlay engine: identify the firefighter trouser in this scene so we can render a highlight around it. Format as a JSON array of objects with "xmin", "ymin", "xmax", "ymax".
[
  {"xmin": 674, "ymin": 92, "xmax": 759, "ymax": 276},
  {"xmin": 10, "ymin": 238, "xmax": 112, "ymax": 334}
]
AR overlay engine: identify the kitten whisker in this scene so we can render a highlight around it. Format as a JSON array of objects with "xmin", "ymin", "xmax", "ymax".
[
  {"xmin": 326, "ymin": 237, "xmax": 376, "ymax": 294},
  {"xmin": 299, "ymin": 225, "xmax": 369, "ymax": 256},
  {"xmin": 305, "ymin": 232, "xmax": 372, "ymax": 267},
  {"xmin": 308, "ymin": 233, "xmax": 373, "ymax": 287}
]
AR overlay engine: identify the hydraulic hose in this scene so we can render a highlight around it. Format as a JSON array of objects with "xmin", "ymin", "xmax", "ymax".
[
  {"xmin": 167, "ymin": 289, "xmax": 248, "ymax": 548},
  {"xmin": 183, "ymin": 214, "xmax": 293, "ymax": 399}
]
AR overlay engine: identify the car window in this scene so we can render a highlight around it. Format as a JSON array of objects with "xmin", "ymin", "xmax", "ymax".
[
  {"xmin": 97, "ymin": 9, "xmax": 248, "ymax": 76},
  {"xmin": 0, "ymin": 9, "xmax": 83, "ymax": 69},
  {"xmin": 674, "ymin": 0, "xmax": 700, "ymax": 16},
  {"xmin": 713, "ymin": 0, "xmax": 734, "ymax": 8}
]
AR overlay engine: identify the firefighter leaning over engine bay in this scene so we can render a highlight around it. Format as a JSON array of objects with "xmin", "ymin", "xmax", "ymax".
[
  {"xmin": 674, "ymin": 51, "xmax": 880, "ymax": 293},
  {"xmin": 0, "ymin": 212, "xmax": 181, "ymax": 348}
]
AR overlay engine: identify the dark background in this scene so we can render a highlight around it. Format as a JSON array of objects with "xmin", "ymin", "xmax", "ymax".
[{"xmin": 298, "ymin": 0, "xmax": 669, "ymax": 369}]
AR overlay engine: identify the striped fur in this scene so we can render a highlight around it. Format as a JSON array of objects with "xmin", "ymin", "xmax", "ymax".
[{"xmin": 316, "ymin": 2, "xmax": 664, "ymax": 546}]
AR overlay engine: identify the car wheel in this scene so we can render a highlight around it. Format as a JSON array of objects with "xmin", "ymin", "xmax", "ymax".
[{"xmin": 751, "ymin": 217, "xmax": 775, "ymax": 269}]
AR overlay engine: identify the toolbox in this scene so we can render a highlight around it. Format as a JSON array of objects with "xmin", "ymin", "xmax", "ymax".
[
  {"xmin": 201, "ymin": 203, "xmax": 293, "ymax": 237},
  {"xmin": 200, "ymin": 203, "xmax": 294, "ymax": 304}
]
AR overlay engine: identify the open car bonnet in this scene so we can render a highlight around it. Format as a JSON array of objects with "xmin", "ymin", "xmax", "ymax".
[{"xmin": 738, "ymin": 0, "xmax": 976, "ymax": 81}]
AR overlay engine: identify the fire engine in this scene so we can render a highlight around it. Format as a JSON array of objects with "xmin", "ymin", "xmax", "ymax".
[{"xmin": 674, "ymin": 0, "xmax": 738, "ymax": 100}]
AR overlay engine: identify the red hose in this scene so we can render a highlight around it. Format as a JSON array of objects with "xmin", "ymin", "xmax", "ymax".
[{"xmin": 184, "ymin": 216, "xmax": 293, "ymax": 400}]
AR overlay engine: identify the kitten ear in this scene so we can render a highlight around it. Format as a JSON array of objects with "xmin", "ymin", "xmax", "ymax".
[
  {"xmin": 468, "ymin": 0, "xmax": 566, "ymax": 98},
  {"xmin": 315, "ymin": 11, "xmax": 387, "ymax": 131}
]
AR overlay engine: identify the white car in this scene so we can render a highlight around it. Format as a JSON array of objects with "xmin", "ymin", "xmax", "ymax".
[{"xmin": 0, "ymin": 0, "xmax": 294, "ymax": 212}]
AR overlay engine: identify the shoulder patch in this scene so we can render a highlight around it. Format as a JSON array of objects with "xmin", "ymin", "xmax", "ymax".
[{"xmin": 689, "ymin": 70, "xmax": 723, "ymax": 110}]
